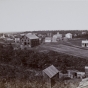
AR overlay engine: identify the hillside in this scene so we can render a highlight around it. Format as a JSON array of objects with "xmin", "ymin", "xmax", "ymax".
[{"xmin": 0, "ymin": 43, "xmax": 88, "ymax": 87}]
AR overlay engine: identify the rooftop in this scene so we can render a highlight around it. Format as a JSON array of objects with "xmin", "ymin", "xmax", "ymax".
[
  {"xmin": 43, "ymin": 65, "xmax": 59, "ymax": 78},
  {"xmin": 26, "ymin": 33, "xmax": 39, "ymax": 39}
]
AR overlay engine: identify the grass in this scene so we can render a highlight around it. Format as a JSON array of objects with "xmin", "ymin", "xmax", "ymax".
[
  {"xmin": 0, "ymin": 78, "xmax": 81, "ymax": 88},
  {"xmin": 67, "ymin": 38, "xmax": 83, "ymax": 47},
  {"xmin": 38, "ymin": 39, "xmax": 88, "ymax": 58}
]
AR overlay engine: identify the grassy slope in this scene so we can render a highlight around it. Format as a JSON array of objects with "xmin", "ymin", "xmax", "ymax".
[
  {"xmin": 0, "ymin": 79, "xmax": 81, "ymax": 88},
  {"xmin": 0, "ymin": 41, "xmax": 87, "ymax": 88}
]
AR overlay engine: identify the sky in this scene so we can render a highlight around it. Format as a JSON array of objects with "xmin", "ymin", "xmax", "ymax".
[{"xmin": 0, "ymin": 0, "xmax": 88, "ymax": 33}]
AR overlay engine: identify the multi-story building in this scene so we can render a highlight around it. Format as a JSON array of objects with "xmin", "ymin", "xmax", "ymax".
[{"xmin": 20, "ymin": 33, "xmax": 39, "ymax": 48}]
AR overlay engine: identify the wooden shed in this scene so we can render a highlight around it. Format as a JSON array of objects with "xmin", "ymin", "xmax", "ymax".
[{"xmin": 42, "ymin": 65, "xmax": 59, "ymax": 88}]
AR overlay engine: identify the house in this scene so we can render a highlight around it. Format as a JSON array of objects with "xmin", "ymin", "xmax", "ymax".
[
  {"xmin": 14, "ymin": 37, "xmax": 20, "ymax": 43},
  {"xmin": 52, "ymin": 35, "xmax": 57, "ymax": 42},
  {"xmin": 67, "ymin": 70, "xmax": 78, "ymax": 78},
  {"xmin": 38, "ymin": 34, "xmax": 43, "ymax": 37},
  {"xmin": 43, "ymin": 65, "xmax": 59, "ymax": 88},
  {"xmin": 82, "ymin": 40, "xmax": 88, "ymax": 47},
  {"xmin": 14, "ymin": 35, "xmax": 21, "ymax": 43},
  {"xmin": 74, "ymin": 34, "xmax": 77, "ymax": 37},
  {"xmin": 52, "ymin": 32, "xmax": 62, "ymax": 42},
  {"xmin": 82, "ymin": 31, "xmax": 86, "ymax": 35},
  {"xmin": 0, "ymin": 34, "xmax": 5, "ymax": 39},
  {"xmin": 20, "ymin": 33, "xmax": 39, "ymax": 48},
  {"xmin": 76, "ymin": 72, "xmax": 85, "ymax": 79},
  {"xmin": 65, "ymin": 33, "xmax": 72, "ymax": 39},
  {"xmin": 47, "ymin": 32, "xmax": 52, "ymax": 37},
  {"xmin": 45, "ymin": 37, "xmax": 52, "ymax": 43},
  {"xmin": 4, "ymin": 38, "xmax": 14, "ymax": 44}
]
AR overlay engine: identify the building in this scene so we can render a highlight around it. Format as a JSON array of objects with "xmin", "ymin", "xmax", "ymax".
[
  {"xmin": 0, "ymin": 34, "xmax": 5, "ymax": 39},
  {"xmin": 4, "ymin": 38, "xmax": 14, "ymax": 44},
  {"xmin": 65, "ymin": 33, "xmax": 72, "ymax": 39},
  {"xmin": 67, "ymin": 70, "xmax": 78, "ymax": 78},
  {"xmin": 74, "ymin": 34, "xmax": 77, "ymax": 37},
  {"xmin": 76, "ymin": 72, "xmax": 85, "ymax": 79},
  {"xmin": 82, "ymin": 31, "xmax": 87, "ymax": 35},
  {"xmin": 52, "ymin": 32, "xmax": 62, "ymax": 42},
  {"xmin": 45, "ymin": 37, "xmax": 52, "ymax": 43},
  {"xmin": 43, "ymin": 65, "xmax": 59, "ymax": 88},
  {"xmin": 85, "ymin": 66, "xmax": 88, "ymax": 77},
  {"xmin": 47, "ymin": 32, "xmax": 52, "ymax": 37},
  {"xmin": 14, "ymin": 37, "xmax": 20, "ymax": 43},
  {"xmin": 82, "ymin": 40, "xmax": 88, "ymax": 47},
  {"xmin": 14, "ymin": 35, "xmax": 21, "ymax": 43},
  {"xmin": 20, "ymin": 33, "xmax": 39, "ymax": 48},
  {"xmin": 52, "ymin": 35, "xmax": 57, "ymax": 42}
]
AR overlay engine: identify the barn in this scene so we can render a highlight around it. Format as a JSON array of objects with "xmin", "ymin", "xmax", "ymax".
[
  {"xmin": 82, "ymin": 40, "xmax": 88, "ymax": 47},
  {"xmin": 20, "ymin": 33, "xmax": 39, "ymax": 48},
  {"xmin": 42, "ymin": 65, "xmax": 59, "ymax": 88}
]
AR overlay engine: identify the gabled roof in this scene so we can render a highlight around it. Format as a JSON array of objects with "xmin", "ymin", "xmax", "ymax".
[
  {"xmin": 43, "ymin": 65, "xmax": 59, "ymax": 78},
  {"xmin": 82, "ymin": 40, "xmax": 88, "ymax": 43},
  {"xmin": 25, "ymin": 33, "xmax": 39, "ymax": 39}
]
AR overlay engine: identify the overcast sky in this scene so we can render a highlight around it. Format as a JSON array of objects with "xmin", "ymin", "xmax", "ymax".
[{"xmin": 0, "ymin": 0, "xmax": 88, "ymax": 33}]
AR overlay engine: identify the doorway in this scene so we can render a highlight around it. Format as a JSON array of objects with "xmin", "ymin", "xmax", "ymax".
[{"xmin": 85, "ymin": 43, "xmax": 86, "ymax": 47}]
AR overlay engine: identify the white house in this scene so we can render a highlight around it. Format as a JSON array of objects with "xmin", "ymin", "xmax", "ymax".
[
  {"xmin": 52, "ymin": 32, "xmax": 62, "ymax": 42},
  {"xmin": 76, "ymin": 72, "xmax": 85, "ymax": 79},
  {"xmin": 82, "ymin": 40, "xmax": 88, "ymax": 47},
  {"xmin": 67, "ymin": 70, "xmax": 78, "ymax": 78},
  {"xmin": 82, "ymin": 32, "xmax": 86, "ymax": 35},
  {"xmin": 52, "ymin": 35, "xmax": 58, "ymax": 42},
  {"xmin": 15, "ymin": 37, "xmax": 20, "ymax": 43},
  {"xmin": 45, "ymin": 37, "xmax": 52, "ymax": 43},
  {"xmin": 65, "ymin": 33, "xmax": 72, "ymax": 39}
]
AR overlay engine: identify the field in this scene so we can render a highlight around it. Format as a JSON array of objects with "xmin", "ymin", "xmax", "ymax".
[
  {"xmin": 0, "ymin": 39, "xmax": 88, "ymax": 88},
  {"xmin": 41, "ymin": 43, "xmax": 88, "ymax": 58},
  {"xmin": 67, "ymin": 38, "xmax": 86, "ymax": 47}
]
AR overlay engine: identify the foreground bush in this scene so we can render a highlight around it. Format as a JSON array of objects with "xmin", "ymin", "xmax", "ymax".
[{"xmin": 0, "ymin": 79, "xmax": 80, "ymax": 88}]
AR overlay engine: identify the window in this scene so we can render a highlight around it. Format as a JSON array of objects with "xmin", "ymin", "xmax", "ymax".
[
  {"xmin": 28, "ymin": 42, "xmax": 30, "ymax": 45},
  {"xmin": 24, "ymin": 42, "xmax": 27, "ymax": 45}
]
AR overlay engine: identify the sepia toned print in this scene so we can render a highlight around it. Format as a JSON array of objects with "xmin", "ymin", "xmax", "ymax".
[
  {"xmin": 0, "ymin": 0, "xmax": 88, "ymax": 88},
  {"xmin": 0, "ymin": 30, "xmax": 88, "ymax": 88}
]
